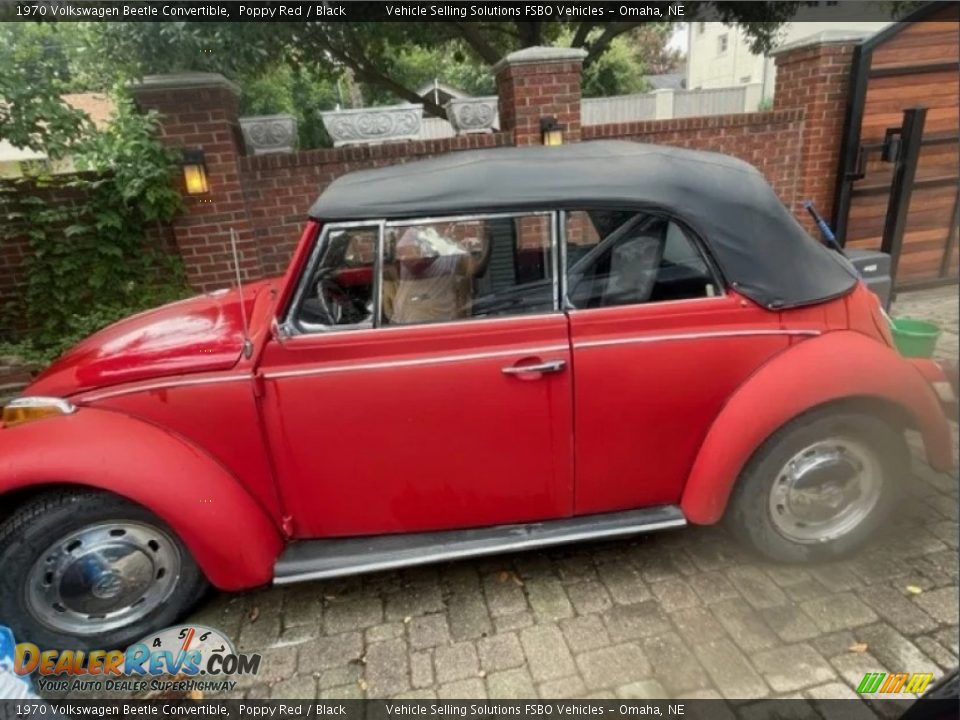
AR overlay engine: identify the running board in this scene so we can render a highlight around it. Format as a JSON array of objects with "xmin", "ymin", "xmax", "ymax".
[{"xmin": 274, "ymin": 505, "xmax": 686, "ymax": 585}]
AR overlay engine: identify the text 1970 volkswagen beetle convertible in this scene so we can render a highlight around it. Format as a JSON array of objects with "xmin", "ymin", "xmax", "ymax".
[{"xmin": 1, "ymin": 142, "xmax": 955, "ymax": 649}]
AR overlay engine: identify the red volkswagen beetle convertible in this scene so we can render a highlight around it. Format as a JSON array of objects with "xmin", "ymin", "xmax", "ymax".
[{"xmin": 1, "ymin": 142, "xmax": 955, "ymax": 649}]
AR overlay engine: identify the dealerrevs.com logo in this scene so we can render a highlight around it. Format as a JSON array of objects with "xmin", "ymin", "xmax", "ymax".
[
  {"xmin": 857, "ymin": 671, "xmax": 935, "ymax": 695},
  {"xmin": 9, "ymin": 624, "xmax": 260, "ymax": 694}
]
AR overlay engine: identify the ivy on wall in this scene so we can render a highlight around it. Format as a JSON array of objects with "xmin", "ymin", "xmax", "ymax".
[{"xmin": 0, "ymin": 95, "xmax": 189, "ymax": 365}]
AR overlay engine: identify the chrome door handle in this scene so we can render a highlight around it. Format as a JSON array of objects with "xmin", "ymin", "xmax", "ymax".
[{"xmin": 501, "ymin": 360, "xmax": 567, "ymax": 375}]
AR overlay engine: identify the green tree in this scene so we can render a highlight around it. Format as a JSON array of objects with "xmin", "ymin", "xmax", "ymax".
[
  {"xmin": 0, "ymin": 23, "xmax": 91, "ymax": 157},
  {"xmin": 0, "ymin": 27, "xmax": 188, "ymax": 361},
  {"xmin": 76, "ymin": 6, "xmax": 802, "ymax": 118}
]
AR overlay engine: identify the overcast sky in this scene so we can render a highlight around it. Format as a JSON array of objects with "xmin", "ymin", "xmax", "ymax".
[{"xmin": 668, "ymin": 23, "xmax": 689, "ymax": 54}]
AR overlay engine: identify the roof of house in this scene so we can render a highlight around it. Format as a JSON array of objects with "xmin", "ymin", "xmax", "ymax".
[
  {"xmin": 309, "ymin": 141, "xmax": 858, "ymax": 309},
  {"xmin": 61, "ymin": 93, "xmax": 115, "ymax": 128},
  {"xmin": 415, "ymin": 81, "xmax": 468, "ymax": 103}
]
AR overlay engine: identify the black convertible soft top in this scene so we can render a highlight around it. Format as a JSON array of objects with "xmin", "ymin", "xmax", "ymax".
[{"xmin": 309, "ymin": 141, "xmax": 858, "ymax": 309}]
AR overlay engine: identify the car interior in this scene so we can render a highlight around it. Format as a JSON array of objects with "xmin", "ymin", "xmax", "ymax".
[{"xmin": 295, "ymin": 210, "xmax": 720, "ymax": 331}]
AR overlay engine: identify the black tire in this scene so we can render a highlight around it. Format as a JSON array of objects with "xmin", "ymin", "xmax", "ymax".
[
  {"xmin": 0, "ymin": 489, "xmax": 208, "ymax": 650},
  {"xmin": 726, "ymin": 409, "xmax": 908, "ymax": 563}
]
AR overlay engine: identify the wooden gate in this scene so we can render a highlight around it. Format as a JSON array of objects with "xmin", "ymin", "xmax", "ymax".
[{"xmin": 833, "ymin": 2, "xmax": 959, "ymax": 288}]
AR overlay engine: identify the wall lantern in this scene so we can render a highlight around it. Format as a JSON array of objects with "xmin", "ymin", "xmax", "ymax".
[
  {"xmin": 540, "ymin": 116, "xmax": 563, "ymax": 146},
  {"xmin": 181, "ymin": 149, "xmax": 209, "ymax": 195}
]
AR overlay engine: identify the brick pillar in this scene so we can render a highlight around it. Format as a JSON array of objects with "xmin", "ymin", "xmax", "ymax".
[
  {"xmin": 494, "ymin": 47, "xmax": 587, "ymax": 146},
  {"xmin": 772, "ymin": 34, "xmax": 863, "ymax": 234},
  {"xmin": 131, "ymin": 73, "xmax": 261, "ymax": 291}
]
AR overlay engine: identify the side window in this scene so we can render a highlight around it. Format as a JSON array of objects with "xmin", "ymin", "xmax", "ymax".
[
  {"xmin": 294, "ymin": 225, "xmax": 378, "ymax": 331},
  {"xmin": 381, "ymin": 214, "xmax": 554, "ymax": 326},
  {"xmin": 565, "ymin": 210, "xmax": 720, "ymax": 309}
]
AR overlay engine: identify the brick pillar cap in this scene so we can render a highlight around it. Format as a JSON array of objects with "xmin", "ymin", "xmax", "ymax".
[
  {"xmin": 493, "ymin": 46, "xmax": 587, "ymax": 75},
  {"xmin": 769, "ymin": 30, "xmax": 871, "ymax": 57},
  {"xmin": 131, "ymin": 72, "xmax": 240, "ymax": 96}
]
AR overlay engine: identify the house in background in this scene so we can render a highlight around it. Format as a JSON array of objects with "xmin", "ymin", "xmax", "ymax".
[
  {"xmin": 415, "ymin": 80, "xmax": 468, "ymax": 108},
  {"xmin": 686, "ymin": 4, "xmax": 892, "ymax": 101},
  {"xmin": 0, "ymin": 93, "xmax": 114, "ymax": 178}
]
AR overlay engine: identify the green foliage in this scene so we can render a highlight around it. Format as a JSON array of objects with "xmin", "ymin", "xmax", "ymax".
[
  {"xmin": 0, "ymin": 24, "xmax": 92, "ymax": 158},
  {"xmin": 240, "ymin": 63, "xmax": 338, "ymax": 150},
  {"xmin": 0, "ymin": 286, "xmax": 187, "ymax": 366},
  {"xmin": 0, "ymin": 41, "xmax": 189, "ymax": 364},
  {"xmin": 385, "ymin": 42, "xmax": 497, "ymax": 101},
  {"xmin": 581, "ymin": 36, "xmax": 650, "ymax": 98},
  {"xmin": 73, "ymin": 8, "xmax": 797, "ymax": 121}
]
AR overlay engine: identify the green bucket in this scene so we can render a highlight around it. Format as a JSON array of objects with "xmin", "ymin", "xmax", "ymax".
[{"xmin": 889, "ymin": 316, "xmax": 941, "ymax": 358}]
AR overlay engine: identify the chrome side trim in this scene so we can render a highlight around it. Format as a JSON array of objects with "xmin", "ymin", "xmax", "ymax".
[
  {"xmin": 550, "ymin": 210, "xmax": 561, "ymax": 313},
  {"xmin": 567, "ymin": 295, "xmax": 731, "ymax": 312},
  {"xmin": 574, "ymin": 329, "xmax": 820, "ymax": 350},
  {"xmin": 79, "ymin": 374, "xmax": 250, "ymax": 403},
  {"xmin": 373, "ymin": 219, "xmax": 386, "ymax": 327},
  {"xmin": 282, "ymin": 311, "xmax": 562, "ymax": 341},
  {"xmin": 4, "ymin": 396, "xmax": 76, "ymax": 413},
  {"xmin": 275, "ymin": 506, "xmax": 686, "ymax": 585},
  {"xmin": 263, "ymin": 344, "xmax": 569, "ymax": 380},
  {"xmin": 559, "ymin": 210, "xmax": 570, "ymax": 309}
]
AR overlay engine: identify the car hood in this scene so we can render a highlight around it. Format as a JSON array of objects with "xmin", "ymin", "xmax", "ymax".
[{"xmin": 27, "ymin": 281, "xmax": 273, "ymax": 398}]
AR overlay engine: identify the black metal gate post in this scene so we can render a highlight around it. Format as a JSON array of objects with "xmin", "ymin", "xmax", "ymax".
[{"xmin": 880, "ymin": 107, "xmax": 927, "ymax": 292}]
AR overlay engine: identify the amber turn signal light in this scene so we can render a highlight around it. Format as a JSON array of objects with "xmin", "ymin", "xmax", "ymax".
[{"xmin": 2, "ymin": 397, "xmax": 76, "ymax": 428}]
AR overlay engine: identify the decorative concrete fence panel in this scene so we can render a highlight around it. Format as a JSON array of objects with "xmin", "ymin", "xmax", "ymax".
[
  {"xmin": 239, "ymin": 114, "xmax": 298, "ymax": 154},
  {"xmin": 446, "ymin": 97, "xmax": 499, "ymax": 134},
  {"xmin": 321, "ymin": 104, "xmax": 423, "ymax": 147}
]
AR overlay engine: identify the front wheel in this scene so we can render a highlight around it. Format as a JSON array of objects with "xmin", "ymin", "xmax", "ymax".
[
  {"xmin": 726, "ymin": 410, "xmax": 908, "ymax": 563},
  {"xmin": 0, "ymin": 490, "xmax": 208, "ymax": 650}
]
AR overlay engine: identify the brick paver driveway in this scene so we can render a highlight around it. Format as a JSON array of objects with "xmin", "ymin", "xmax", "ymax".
[{"xmin": 191, "ymin": 286, "xmax": 959, "ymax": 701}]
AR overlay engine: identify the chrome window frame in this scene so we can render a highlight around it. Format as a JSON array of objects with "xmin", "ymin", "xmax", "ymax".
[
  {"xmin": 285, "ymin": 211, "xmax": 561, "ymax": 336},
  {"xmin": 283, "ymin": 219, "xmax": 386, "ymax": 336},
  {"xmin": 558, "ymin": 209, "xmax": 726, "ymax": 310}
]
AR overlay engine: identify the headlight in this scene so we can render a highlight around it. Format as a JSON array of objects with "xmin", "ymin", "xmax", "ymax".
[{"xmin": 1, "ymin": 397, "xmax": 76, "ymax": 428}]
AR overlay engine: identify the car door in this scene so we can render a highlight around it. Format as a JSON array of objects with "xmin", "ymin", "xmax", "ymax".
[
  {"xmin": 562, "ymin": 209, "xmax": 791, "ymax": 516},
  {"xmin": 259, "ymin": 213, "xmax": 573, "ymax": 538}
]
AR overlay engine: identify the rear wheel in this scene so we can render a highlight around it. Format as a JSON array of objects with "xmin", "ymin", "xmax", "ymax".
[
  {"xmin": 0, "ymin": 490, "xmax": 208, "ymax": 650},
  {"xmin": 727, "ymin": 410, "xmax": 908, "ymax": 563}
]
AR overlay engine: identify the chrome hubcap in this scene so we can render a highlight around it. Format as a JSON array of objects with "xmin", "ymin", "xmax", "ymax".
[
  {"xmin": 25, "ymin": 522, "xmax": 181, "ymax": 635},
  {"xmin": 768, "ymin": 437, "xmax": 882, "ymax": 544}
]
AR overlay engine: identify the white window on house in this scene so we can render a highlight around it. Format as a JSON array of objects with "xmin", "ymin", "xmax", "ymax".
[{"xmin": 718, "ymin": 34, "xmax": 728, "ymax": 55}]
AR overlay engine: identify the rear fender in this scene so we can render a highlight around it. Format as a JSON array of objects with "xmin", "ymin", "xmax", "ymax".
[
  {"xmin": 0, "ymin": 407, "xmax": 282, "ymax": 590},
  {"xmin": 681, "ymin": 331, "xmax": 955, "ymax": 525}
]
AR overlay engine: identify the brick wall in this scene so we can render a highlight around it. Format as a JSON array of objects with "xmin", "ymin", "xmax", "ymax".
[
  {"xmin": 583, "ymin": 110, "xmax": 806, "ymax": 209},
  {"xmin": 0, "ymin": 180, "xmax": 95, "ymax": 337},
  {"xmin": 773, "ymin": 41, "xmax": 858, "ymax": 233},
  {"xmin": 239, "ymin": 133, "xmax": 512, "ymax": 277},
  {"xmin": 0, "ymin": 39, "xmax": 860, "ymax": 302},
  {"xmin": 495, "ymin": 48, "xmax": 586, "ymax": 146},
  {"xmin": 0, "ymin": 178, "xmax": 178, "ymax": 338},
  {"xmin": 132, "ymin": 76, "xmax": 261, "ymax": 291},
  {"xmin": 239, "ymin": 109, "xmax": 809, "ymax": 281}
]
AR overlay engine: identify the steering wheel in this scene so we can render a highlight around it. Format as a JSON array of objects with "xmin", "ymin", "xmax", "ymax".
[{"xmin": 309, "ymin": 269, "xmax": 369, "ymax": 326}]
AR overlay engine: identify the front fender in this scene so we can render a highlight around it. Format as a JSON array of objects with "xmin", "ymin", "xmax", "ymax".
[
  {"xmin": 0, "ymin": 407, "xmax": 282, "ymax": 590},
  {"xmin": 681, "ymin": 331, "xmax": 955, "ymax": 525}
]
